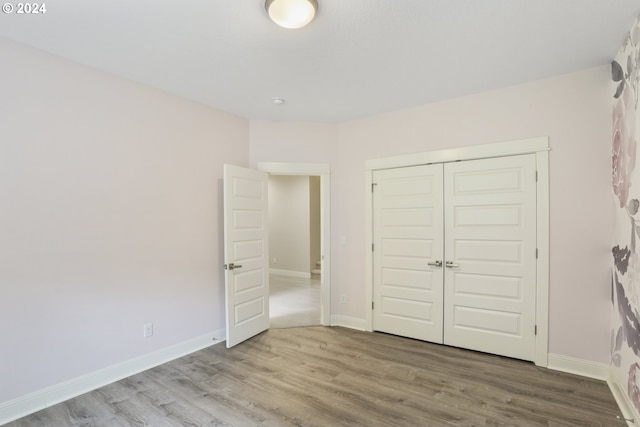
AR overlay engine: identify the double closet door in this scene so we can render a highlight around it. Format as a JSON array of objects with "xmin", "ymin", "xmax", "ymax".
[{"xmin": 372, "ymin": 154, "xmax": 537, "ymax": 361}]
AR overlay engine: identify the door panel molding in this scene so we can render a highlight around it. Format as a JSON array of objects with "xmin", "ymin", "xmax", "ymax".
[{"xmin": 364, "ymin": 137, "xmax": 549, "ymax": 367}]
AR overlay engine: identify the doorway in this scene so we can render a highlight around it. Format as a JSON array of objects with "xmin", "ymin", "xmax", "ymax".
[
  {"xmin": 258, "ymin": 162, "xmax": 331, "ymax": 327},
  {"xmin": 267, "ymin": 174, "xmax": 322, "ymax": 328}
]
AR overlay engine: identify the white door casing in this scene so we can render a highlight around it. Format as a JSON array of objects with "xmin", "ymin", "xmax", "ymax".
[
  {"xmin": 443, "ymin": 155, "xmax": 537, "ymax": 361},
  {"xmin": 373, "ymin": 164, "xmax": 445, "ymax": 342},
  {"xmin": 223, "ymin": 164, "xmax": 270, "ymax": 348}
]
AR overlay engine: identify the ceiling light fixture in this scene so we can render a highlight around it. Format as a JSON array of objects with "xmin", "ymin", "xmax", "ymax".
[{"xmin": 265, "ymin": 0, "xmax": 318, "ymax": 29}]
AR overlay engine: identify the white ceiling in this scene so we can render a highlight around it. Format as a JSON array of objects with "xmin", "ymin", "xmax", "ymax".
[{"xmin": 2, "ymin": 1, "xmax": 639, "ymax": 123}]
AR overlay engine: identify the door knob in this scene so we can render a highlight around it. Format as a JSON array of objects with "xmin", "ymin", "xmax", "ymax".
[
  {"xmin": 225, "ymin": 263, "xmax": 243, "ymax": 270},
  {"xmin": 427, "ymin": 260, "xmax": 443, "ymax": 267},
  {"xmin": 445, "ymin": 261, "xmax": 460, "ymax": 268}
]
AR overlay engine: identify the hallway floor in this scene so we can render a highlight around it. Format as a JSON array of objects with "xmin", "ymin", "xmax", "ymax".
[{"xmin": 269, "ymin": 274, "xmax": 321, "ymax": 329}]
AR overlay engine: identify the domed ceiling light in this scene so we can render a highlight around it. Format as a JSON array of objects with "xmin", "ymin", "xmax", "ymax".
[{"xmin": 265, "ymin": 0, "xmax": 318, "ymax": 29}]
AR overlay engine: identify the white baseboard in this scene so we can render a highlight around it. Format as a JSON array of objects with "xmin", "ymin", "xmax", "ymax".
[
  {"xmin": 546, "ymin": 353, "xmax": 609, "ymax": 380},
  {"xmin": 0, "ymin": 329, "xmax": 226, "ymax": 425},
  {"xmin": 608, "ymin": 370, "xmax": 638, "ymax": 426},
  {"xmin": 330, "ymin": 315, "xmax": 366, "ymax": 331},
  {"xmin": 269, "ymin": 268, "xmax": 311, "ymax": 279}
]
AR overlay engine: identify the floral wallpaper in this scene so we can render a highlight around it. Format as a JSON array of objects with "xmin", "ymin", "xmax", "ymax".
[{"xmin": 612, "ymin": 16, "xmax": 640, "ymax": 414}]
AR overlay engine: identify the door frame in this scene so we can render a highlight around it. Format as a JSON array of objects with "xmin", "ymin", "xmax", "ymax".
[
  {"xmin": 364, "ymin": 137, "xmax": 549, "ymax": 367},
  {"xmin": 257, "ymin": 162, "xmax": 331, "ymax": 326}
]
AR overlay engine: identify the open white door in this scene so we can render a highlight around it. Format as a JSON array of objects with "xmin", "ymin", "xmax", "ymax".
[{"xmin": 224, "ymin": 164, "xmax": 269, "ymax": 348}]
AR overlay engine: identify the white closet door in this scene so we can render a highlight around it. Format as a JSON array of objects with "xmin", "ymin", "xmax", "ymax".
[
  {"xmin": 373, "ymin": 164, "xmax": 444, "ymax": 343},
  {"xmin": 443, "ymin": 154, "xmax": 537, "ymax": 361}
]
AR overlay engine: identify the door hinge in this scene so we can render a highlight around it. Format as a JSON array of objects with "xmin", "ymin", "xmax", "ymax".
[
  {"xmin": 371, "ymin": 183, "xmax": 377, "ymax": 192},
  {"xmin": 535, "ymin": 171, "xmax": 538, "ymax": 182},
  {"xmin": 372, "ymin": 243, "xmax": 374, "ymax": 251},
  {"xmin": 535, "ymin": 325, "xmax": 537, "ymax": 335},
  {"xmin": 536, "ymin": 248, "xmax": 538, "ymax": 259},
  {"xmin": 372, "ymin": 301, "xmax": 374, "ymax": 310}
]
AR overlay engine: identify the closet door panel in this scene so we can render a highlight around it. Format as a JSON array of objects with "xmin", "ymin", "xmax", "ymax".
[
  {"xmin": 372, "ymin": 164, "xmax": 444, "ymax": 343},
  {"xmin": 443, "ymin": 155, "xmax": 537, "ymax": 361}
]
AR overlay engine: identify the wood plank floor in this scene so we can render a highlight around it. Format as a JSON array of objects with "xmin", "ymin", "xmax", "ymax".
[{"xmin": 7, "ymin": 327, "xmax": 625, "ymax": 426}]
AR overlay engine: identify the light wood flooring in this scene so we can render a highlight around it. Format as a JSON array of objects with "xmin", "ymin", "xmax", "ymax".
[
  {"xmin": 269, "ymin": 274, "xmax": 320, "ymax": 329},
  {"xmin": 7, "ymin": 326, "xmax": 625, "ymax": 426}
]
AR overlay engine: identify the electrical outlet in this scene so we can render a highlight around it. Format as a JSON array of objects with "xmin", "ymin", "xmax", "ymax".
[
  {"xmin": 143, "ymin": 322, "xmax": 153, "ymax": 338},
  {"xmin": 340, "ymin": 295, "xmax": 346, "ymax": 304}
]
